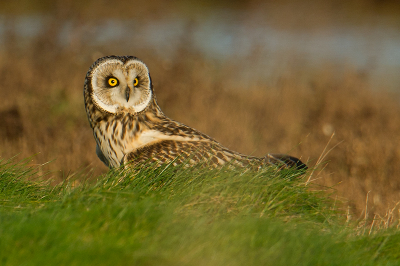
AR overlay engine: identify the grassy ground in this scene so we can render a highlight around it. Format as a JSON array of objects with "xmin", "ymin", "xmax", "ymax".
[
  {"xmin": 1, "ymin": 159, "xmax": 400, "ymax": 265},
  {"xmin": 1, "ymin": 2, "xmax": 400, "ymax": 258}
]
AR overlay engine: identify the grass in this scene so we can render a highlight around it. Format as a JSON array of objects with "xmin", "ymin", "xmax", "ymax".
[
  {"xmin": 0, "ymin": 1, "xmax": 399, "ymax": 264},
  {"xmin": 1, "ymin": 159, "xmax": 400, "ymax": 265},
  {"xmin": 0, "ymin": 2, "xmax": 399, "ymax": 264}
]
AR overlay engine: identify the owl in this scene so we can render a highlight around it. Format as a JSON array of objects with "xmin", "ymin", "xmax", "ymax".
[{"xmin": 84, "ymin": 55, "xmax": 307, "ymax": 171}]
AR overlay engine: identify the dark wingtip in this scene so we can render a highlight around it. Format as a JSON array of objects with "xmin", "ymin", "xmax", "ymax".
[
  {"xmin": 285, "ymin": 155, "xmax": 308, "ymax": 170},
  {"xmin": 266, "ymin": 154, "xmax": 308, "ymax": 170}
]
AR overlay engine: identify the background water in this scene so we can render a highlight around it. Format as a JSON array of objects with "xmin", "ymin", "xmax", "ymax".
[{"xmin": 1, "ymin": 7, "xmax": 399, "ymax": 91}]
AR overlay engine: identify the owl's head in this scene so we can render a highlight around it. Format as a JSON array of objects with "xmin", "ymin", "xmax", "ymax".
[{"xmin": 85, "ymin": 56, "xmax": 153, "ymax": 114}]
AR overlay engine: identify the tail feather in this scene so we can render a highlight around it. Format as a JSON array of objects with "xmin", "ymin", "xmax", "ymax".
[{"xmin": 265, "ymin": 154, "xmax": 307, "ymax": 170}]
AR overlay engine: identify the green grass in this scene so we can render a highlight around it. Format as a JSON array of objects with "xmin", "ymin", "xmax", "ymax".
[{"xmin": 0, "ymin": 159, "xmax": 399, "ymax": 265}]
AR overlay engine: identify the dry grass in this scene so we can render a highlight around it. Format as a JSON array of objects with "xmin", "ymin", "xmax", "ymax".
[{"xmin": 1, "ymin": 0, "xmax": 400, "ymax": 219}]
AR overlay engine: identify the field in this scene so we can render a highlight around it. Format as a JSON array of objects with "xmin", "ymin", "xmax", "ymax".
[
  {"xmin": 1, "ymin": 159, "xmax": 400, "ymax": 265},
  {"xmin": 1, "ymin": 0, "xmax": 400, "ymax": 263}
]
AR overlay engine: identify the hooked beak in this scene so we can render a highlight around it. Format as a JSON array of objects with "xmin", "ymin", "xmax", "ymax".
[{"xmin": 125, "ymin": 87, "xmax": 130, "ymax": 102}]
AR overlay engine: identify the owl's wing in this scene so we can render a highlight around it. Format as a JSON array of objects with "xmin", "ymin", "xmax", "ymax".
[
  {"xmin": 122, "ymin": 140, "xmax": 262, "ymax": 168},
  {"xmin": 265, "ymin": 154, "xmax": 307, "ymax": 170},
  {"xmin": 122, "ymin": 140, "xmax": 307, "ymax": 171},
  {"xmin": 96, "ymin": 144, "xmax": 110, "ymax": 167}
]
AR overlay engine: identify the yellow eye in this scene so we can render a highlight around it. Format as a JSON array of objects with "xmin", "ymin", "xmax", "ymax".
[
  {"xmin": 134, "ymin": 78, "xmax": 139, "ymax": 86},
  {"xmin": 108, "ymin": 77, "xmax": 118, "ymax": 87}
]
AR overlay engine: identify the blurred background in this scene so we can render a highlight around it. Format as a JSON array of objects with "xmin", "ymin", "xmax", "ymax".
[{"xmin": 0, "ymin": 0, "xmax": 400, "ymax": 219}]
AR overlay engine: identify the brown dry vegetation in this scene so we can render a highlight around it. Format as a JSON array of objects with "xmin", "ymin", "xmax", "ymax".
[{"xmin": 0, "ymin": 0, "xmax": 400, "ymax": 219}]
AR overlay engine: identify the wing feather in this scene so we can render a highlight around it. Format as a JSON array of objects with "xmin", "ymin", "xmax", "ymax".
[{"xmin": 123, "ymin": 140, "xmax": 262, "ymax": 168}]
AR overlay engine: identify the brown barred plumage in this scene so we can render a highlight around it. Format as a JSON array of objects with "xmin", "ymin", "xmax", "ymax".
[{"xmin": 84, "ymin": 56, "xmax": 307, "ymax": 171}]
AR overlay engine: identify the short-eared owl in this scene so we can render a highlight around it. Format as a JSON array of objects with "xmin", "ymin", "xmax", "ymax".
[{"xmin": 84, "ymin": 56, "xmax": 306, "ymax": 170}]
